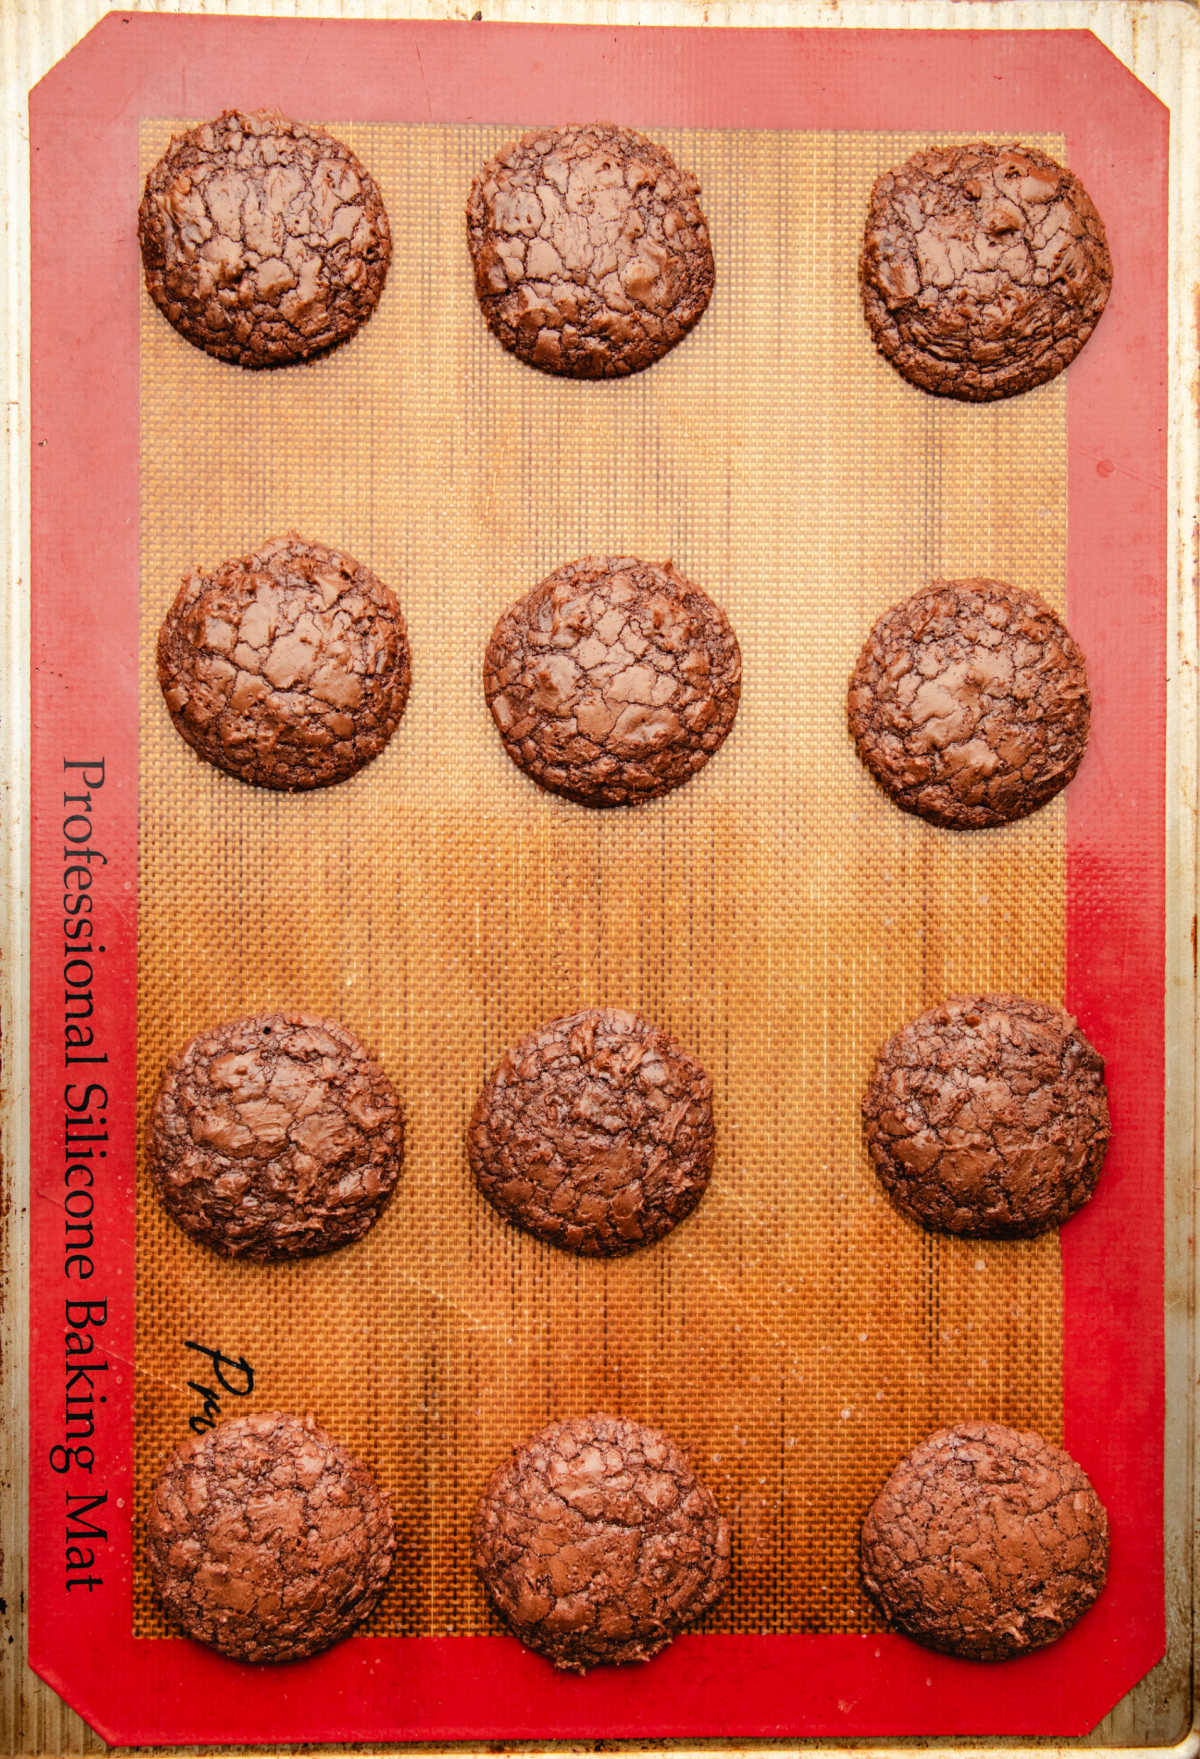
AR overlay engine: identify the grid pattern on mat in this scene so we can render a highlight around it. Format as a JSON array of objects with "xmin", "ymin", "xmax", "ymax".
[{"xmin": 135, "ymin": 121, "xmax": 1068, "ymax": 1639}]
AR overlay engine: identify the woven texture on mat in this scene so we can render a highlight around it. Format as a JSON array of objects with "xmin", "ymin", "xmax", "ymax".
[{"xmin": 136, "ymin": 121, "xmax": 1067, "ymax": 1640}]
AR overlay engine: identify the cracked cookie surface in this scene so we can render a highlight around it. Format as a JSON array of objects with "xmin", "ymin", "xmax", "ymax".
[
  {"xmin": 862, "ymin": 994, "xmax": 1109, "ymax": 1238},
  {"xmin": 473, "ymin": 1413, "xmax": 730, "ymax": 1669},
  {"xmin": 847, "ymin": 579, "xmax": 1090, "ymax": 828},
  {"xmin": 466, "ymin": 123, "xmax": 714, "ymax": 377},
  {"xmin": 146, "ymin": 1411, "xmax": 395, "ymax": 1662},
  {"xmin": 484, "ymin": 556, "xmax": 741, "ymax": 806},
  {"xmin": 148, "ymin": 1012, "xmax": 404, "ymax": 1260},
  {"xmin": 861, "ymin": 1420, "xmax": 1108, "ymax": 1659},
  {"xmin": 158, "ymin": 534, "xmax": 411, "ymax": 792},
  {"xmin": 469, "ymin": 1008, "xmax": 714, "ymax": 1256},
  {"xmin": 860, "ymin": 142, "xmax": 1112, "ymax": 401},
  {"xmin": 139, "ymin": 109, "xmax": 391, "ymax": 367}
]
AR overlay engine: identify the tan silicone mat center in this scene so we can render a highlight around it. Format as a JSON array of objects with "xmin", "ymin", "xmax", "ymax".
[{"xmin": 136, "ymin": 121, "xmax": 1066, "ymax": 1640}]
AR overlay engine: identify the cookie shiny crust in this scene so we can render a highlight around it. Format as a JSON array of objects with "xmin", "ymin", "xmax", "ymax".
[
  {"xmin": 862, "ymin": 994, "xmax": 1109, "ymax": 1238},
  {"xmin": 473, "ymin": 1413, "xmax": 730, "ymax": 1669},
  {"xmin": 146, "ymin": 1411, "xmax": 395, "ymax": 1662},
  {"xmin": 139, "ymin": 109, "xmax": 391, "ymax": 367},
  {"xmin": 847, "ymin": 579, "xmax": 1090, "ymax": 828},
  {"xmin": 466, "ymin": 123, "xmax": 714, "ymax": 377},
  {"xmin": 860, "ymin": 141, "xmax": 1112, "ymax": 401},
  {"xmin": 484, "ymin": 555, "xmax": 741, "ymax": 807},
  {"xmin": 158, "ymin": 534, "xmax": 411, "ymax": 792},
  {"xmin": 148, "ymin": 1012, "xmax": 404, "ymax": 1260},
  {"xmin": 469, "ymin": 1008, "xmax": 714, "ymax": 1256},
  {"xmin": 861, "ymin": 1420, "xmax": 1108, "ymax": 1659}
]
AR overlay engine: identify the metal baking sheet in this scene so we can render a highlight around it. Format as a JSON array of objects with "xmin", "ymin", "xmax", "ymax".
[{"xmin": 5, "ymin": 3, "xmax": 1195, "ymax": 1754}]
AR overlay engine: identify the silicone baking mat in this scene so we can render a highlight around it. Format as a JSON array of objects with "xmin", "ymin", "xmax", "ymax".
[{"xmin": 28, "ymin": 15, "xmax": 1166, "ymax": 1745}]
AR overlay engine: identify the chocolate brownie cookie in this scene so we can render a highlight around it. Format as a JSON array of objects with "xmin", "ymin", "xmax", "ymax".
[
  {"xmin": 146, "ymin": 1410, "xmax": 394, "ymax": 1662},
  {"xmin": 139, "ymin": 110, "xmax": 391, "ymax": 367},
  {"xmin": 847, "ymin": 579, "xmax": 1090, "ymax": 828},
  {"xmin": 466, "ymin": 124, "xmax": 714, "ymax": 377},
  {"xmin": 468, "ymin": 1008, "xmax": 714, "ymax": 1256},
  {"xmin": 861, "ymin": 1421, "xmax": 1108, "ymax": 1659},
  {"xmin": 484, "ymin": 556, "xmax": 741, "ymax": 807},
  {"xmin": 158, "ymin": 534, "xmax": 411, "ymax": 792},
  {"xmin": 474, "ymin": 1413, "xmax": 730, "ymax": 1670},
  {"xmin": 862, "ymin": 994, "xmax": 1109, "ymax": 1238},
  {"xmin": 860, "ymin": 142, "xmax": 1112, "ymax": 401},
  {"xmin": 148, "ymin": 1012, "xmax": 404, "ymax": 1259}
]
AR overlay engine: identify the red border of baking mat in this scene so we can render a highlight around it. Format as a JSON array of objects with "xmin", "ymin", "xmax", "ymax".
[{"xmin": 28, "ymin": 14, "xmax": 1166, "ymax": 1744}]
